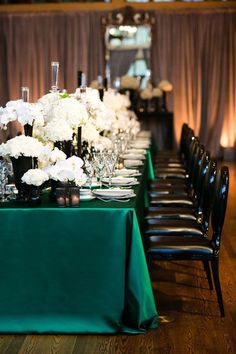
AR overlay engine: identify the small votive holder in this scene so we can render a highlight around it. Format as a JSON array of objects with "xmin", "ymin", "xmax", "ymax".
[
  {"xmin": 55, "ymin": 187, "xmax": 67, "ymax": 208},
  {"xmin": 70, "ymin": 186, "xmax": 80, "ymax": 208}
]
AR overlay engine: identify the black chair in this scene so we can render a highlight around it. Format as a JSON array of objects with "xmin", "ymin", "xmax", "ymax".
[{"xmin": 145, "ymin": 166, "xmax": 229, "ymax": 317}]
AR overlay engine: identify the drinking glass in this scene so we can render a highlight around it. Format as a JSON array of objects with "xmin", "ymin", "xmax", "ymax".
[
  {"xmin": 104, "ymin": 150, "xmax": 118, "ymax": 188},
  {"xmin": 93, "ymin": 152, "xmax": 106, "ymax": 189}
]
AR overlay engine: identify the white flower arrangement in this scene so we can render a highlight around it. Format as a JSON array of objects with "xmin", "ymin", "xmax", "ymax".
[
  {"xmin": 79, "ymin": 88, "xmax": 116, "ymax": 132},
  {"xmin": 0, "ymin": 99, "xmax": 44, "ymax": 129},
  {"xmin": 48, "ymin": 155, "xmax": 87, "ymax": 186},
  {"xmin": 0, "ymin": 135, "xmax": 45, "ymax": 159},
  {"xmin": 103, "ymin": 90, "xmax": 130, "ymax": 113},
  {"xmin": 140, "ymin": 89, "xmax": 153, "ymax": 100},
  {"xmin": 152, "ymin": 87, "xmax": 163, "ymax": 98},
  {"xmin": 41, "ymin": 120, "xmax": 74, "ymax": 143},
  {"xmin": 120, "ymin": 75, "xmax": 140, "ymax": 90},
  {"xmin": 158, "ymin": 80, "xmax": 173, "ymax": 92},
  {"xmin": 89, "ymin": 80, "xmax": 99, "ymax": 89},
  {"xmin": 21, "ymin": 168, "xmax": 49, "ymax": 186}
]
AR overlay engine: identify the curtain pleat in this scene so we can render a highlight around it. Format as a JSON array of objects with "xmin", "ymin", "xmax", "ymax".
[
  {"xmin": 0, "ymin": 11, "xmax": 105, "ymax": 104},
  {"xmin": 151, "ymin": 9, "xmax": 236, "ymax": 157}
]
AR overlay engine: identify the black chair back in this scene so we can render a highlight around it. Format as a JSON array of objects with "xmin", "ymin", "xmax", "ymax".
[
  {"xmin": 211, "ymin": 166, "xmax": 229, "ymax": 255},
  {"xmin": 198, "ymin": 159, "xmax": 217, "ymax": 231}
]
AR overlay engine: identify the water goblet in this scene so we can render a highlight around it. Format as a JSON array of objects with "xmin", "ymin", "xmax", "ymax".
[
  {"xmin": 105, "ymin": 151, "xmax": 118, "ymax": 188},
  {"xmin": 93, "ymin": 152, "xmax": 106, "ymax": 189}
]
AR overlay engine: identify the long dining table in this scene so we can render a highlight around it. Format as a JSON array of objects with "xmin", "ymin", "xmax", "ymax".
[{"xmin": 0, "ymin": 152, "xmax": 158, "ymax": 334}]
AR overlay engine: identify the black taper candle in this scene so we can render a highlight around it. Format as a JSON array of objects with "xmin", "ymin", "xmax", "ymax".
[
  {"xmin": 77, "ymin": 70, "xmax": 83, "ymax": 157},
  {"xmin": 77, "ymin": 70, "xmax": 83, "ymax": 87}
]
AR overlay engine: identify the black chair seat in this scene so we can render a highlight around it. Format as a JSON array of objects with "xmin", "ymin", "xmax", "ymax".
[
  {"xmin": 150, "ymin": 179, "xmax": 187, "ymax": 188},
  {"xmin": 145, "ymin": 207, "xmax": 197, "ymax": 220},
  {"xmin": 145, "ymin": 219, "xmax": 203, "ymax": 237},
  {"xmin": 155, "ymin": 172, "xmax": 186, "ymax": 179},
  {"xmin": 149, "ymin": 187, "xmax": 188, "ymax": 197},
  {"xmin": 155, "ymin": 167, "xmax": 186, "ymax": 173},
  {"xmin": 146, "ymin": 236, "xmax": 213, "ymax": 258},
  {"xmin": 150, "ymin": 195, "xmax": 194, "ymax": 207},
  {"xmin": 155, "ymin": 162, "xmax": 184, "ymax": 168}
]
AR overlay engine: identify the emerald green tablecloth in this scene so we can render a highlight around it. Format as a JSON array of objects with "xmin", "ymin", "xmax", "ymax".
[{"xmin": 0, "ymin": 156, "xmax": 158, "ymax": 334}]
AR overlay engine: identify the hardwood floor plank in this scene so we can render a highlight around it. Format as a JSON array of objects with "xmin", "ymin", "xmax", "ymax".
[
  {"xmin": 4, "ymin": 335, "xmax": 26, "ymax": 354},
  {"xmin": 18, "ymin": 335, "xmax": 77, "ymax": 354}
]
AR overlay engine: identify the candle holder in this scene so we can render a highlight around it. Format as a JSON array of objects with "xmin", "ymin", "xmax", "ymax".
[
  {"xmin": 51, "ymin": 61, "xmax": 59, "ymax": 93},
  {"xmin": 21, "ymin": 87, "xmax": 29, "ymax": 102}
]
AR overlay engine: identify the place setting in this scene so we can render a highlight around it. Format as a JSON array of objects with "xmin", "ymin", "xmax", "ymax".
[{"xmin": 92, "ymin": 188, "xmax": 136, "ymax": 202}]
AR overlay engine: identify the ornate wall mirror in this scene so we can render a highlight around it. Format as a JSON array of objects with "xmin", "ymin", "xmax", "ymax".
[{"xmin": 102, "ymin": 7, "xmax": 155, "ymax": 89}]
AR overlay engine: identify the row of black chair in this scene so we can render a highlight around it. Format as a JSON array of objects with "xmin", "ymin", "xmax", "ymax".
[{"xmin": 143, "ymin": 124, "xmax": 229, "ymax": 317}]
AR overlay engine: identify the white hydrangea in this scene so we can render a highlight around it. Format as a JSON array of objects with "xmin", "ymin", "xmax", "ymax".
[
  {"xmin": 43, "ymin": 120, "xmax": 74, "ymax": 142},
  {"xmin": 48, "ymin": 155, "xmax": 86, "ymax": 186},
  {"xmin": 0, "ymin": 135, "xmax": 45, "ymax": 158},
  {"xmin": 120, "ymin": 75, "xmax": 140, "ymax": 90},
  {"xmin": 158, "ymin": 80, "xmax": 173, "ymax": 92},
  {"xmin": 21, "ymin": 168, "xmax": 49, "ymax": 186},
  {"xmin": 140, "ymin": 89, "xmax": 153, "ymax": 100},
  {"xmin": 152, "ymin": 87, "xmax": 163, "ymax": 98}
]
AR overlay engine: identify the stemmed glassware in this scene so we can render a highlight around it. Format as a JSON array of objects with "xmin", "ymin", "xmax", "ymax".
[
  {"xmin": 104, "ymin": 150, "xmax": 118, "ymax": 188},
  {"xmin": 84, "ymin": 157, "xmax": 95, "ymax": 190},
  {"xmin": 93, "ymin": 152, "xmax": 106, "ymax": 189}
]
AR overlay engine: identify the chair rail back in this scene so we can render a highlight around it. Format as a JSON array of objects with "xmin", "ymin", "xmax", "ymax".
[{"xmin": 211, "ymin": 166, "xmax": 229, "ymax": 255}]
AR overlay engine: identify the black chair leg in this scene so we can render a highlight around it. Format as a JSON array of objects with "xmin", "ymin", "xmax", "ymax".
[
  {"xmin": 211, "ymin": 258, "xmax": 225, "ymax": 317},
  {"xmin": 202, "ymin": 260, "xmax": 213, "ymax": 290}
]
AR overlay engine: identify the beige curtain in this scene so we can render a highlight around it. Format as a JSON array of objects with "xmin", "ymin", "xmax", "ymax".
[
  {"xmin": 0, "ymin": 11, "xmax": 105, "ymax": 105},
  {"xmin": 151, "ymin": 9, "xmax": 236, "ymax": 157}
]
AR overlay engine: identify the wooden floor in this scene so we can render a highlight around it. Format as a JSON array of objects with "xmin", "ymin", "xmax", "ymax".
[{"xmin": 0, "ymin": 162, "xmax": 236, "ymax": 354}]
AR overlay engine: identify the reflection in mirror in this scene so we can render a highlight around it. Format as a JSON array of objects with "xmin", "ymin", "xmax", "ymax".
[{"xmin": 105, "ymin": 24, "xmax": 151, "ymax": 89}]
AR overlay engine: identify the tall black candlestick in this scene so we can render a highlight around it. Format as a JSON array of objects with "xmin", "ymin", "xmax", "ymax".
[{"xmin": 77, "ymin": 70, "xmax": 83, "ymax": 157}]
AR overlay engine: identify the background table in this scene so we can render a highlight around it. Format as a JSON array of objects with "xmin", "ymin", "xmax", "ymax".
[{"xmin": 0, "ymin": 158, "xmax": 158, "ymax": 334}]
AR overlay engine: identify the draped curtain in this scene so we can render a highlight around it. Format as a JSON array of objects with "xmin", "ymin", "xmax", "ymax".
[
  {"xmin": 0, "ymin": 9, "xmax": 236, "ymax": 157},
  {"xmin": 151, "ymin": 9, "xmax": 236, "ymax": 157},
  {"xmin": 0, "ymin": 11, "xmax": 105, "ymax": 105}
]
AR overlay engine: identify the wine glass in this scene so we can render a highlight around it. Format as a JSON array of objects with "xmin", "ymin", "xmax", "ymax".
[
  {"xmin": 104, "ymin": 150, "xmax": 118, "ymax": 188},
  {"xmin": 84, "ymin": 158, "xmax": 95, "ymax": 190},
  {"xmin": 93, "ymin": 152, "xmax": 106, "ymax": 189}
]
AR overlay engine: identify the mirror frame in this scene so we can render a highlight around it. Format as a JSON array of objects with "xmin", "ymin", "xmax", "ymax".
[{"xmin": 101, "ymin": 6, "xmax": 155, "ymax": 86}]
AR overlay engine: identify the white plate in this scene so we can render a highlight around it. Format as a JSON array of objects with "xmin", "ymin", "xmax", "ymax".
[
  {"xmin": 124, "ymin": 160, "xmax": 144, "ymax": 168},
  {"xmin": 114, "ymin": 169, "xmax": 141, "ymax": 177},
  {"xmin": 137, "ymin": 131, "xmax": 152, "ymax": 138},
  {"xmin": 125, "ymin": 149, "xmax": 146, "ymax": 155},
  {"xmin": 122, "ymin": 153, "xmax": 145, "ymax": 160},
  {"xmin": 92, "ymin": 188, "xmax": 135, "ymax": 198},
  {"xmin": 102, "ymin": 177, "xmax": 138, "ymax": 186},
  {"xmin": 83, "ymin": 178, "xmax": 100, "ymax": 188},
  {"xmin": 80, "ymin": 195, "xmax": 96, "ymax": 201},
  {"xmin": 80, "ymin": 189, "xmax": 92, "ymax": 195}
]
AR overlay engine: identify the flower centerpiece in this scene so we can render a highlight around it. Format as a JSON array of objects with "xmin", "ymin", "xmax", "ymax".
[
  {"xmin": 46, "ymin": 155, "xmax": 87, "ymax": 207},
  {"xmin": 21, "ymin": 168, "xmax": 49, "ymax": 206},
  {"xmin": 0, "ymin": 135, "xmax": 45, "ymax": 203},
  {"xmin": 0, "ymin": 99, "xmax": 44, "ymax": 136},
  {"xmin": 36, "ymin": 92, "xmax": 88, "ymax": 156}
]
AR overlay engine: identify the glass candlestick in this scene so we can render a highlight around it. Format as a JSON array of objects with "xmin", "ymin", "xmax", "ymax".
[
  {"xmin": 97, "ymin": 75, "xmax": 103, "ymax": 89},
  {"xmin": 21, "ymin": 87, "xmax": 29, "ymax": 102},
  {"xmin": 51, "ymin": 61, "xmax": 59, "ymax": 92}
]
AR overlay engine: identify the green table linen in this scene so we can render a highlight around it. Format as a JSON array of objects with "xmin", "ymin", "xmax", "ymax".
[{"xmin": 0, "ymin": 159, "xmax": 158, "ymax": 334}]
